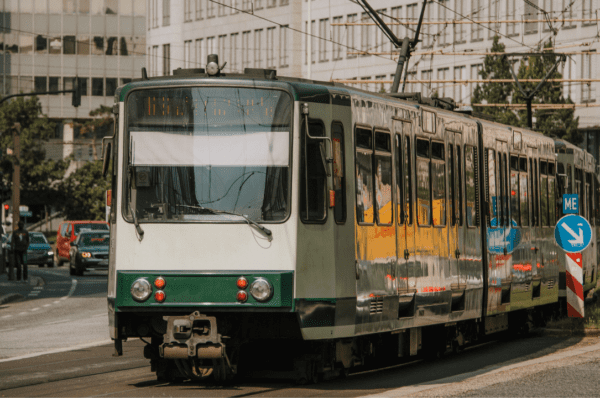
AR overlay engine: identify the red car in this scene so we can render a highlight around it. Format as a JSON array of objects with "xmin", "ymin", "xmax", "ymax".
[{"xmin": 56, "ymin": 221, "xmax": 109, "ymax": 266}]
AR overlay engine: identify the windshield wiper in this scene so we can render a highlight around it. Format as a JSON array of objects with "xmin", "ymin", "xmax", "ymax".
[
  {"xmin": 130, "ymin": 205, "xmax": 145, "ymax": 241},
  {"xmin": 177, "ymin": 204, "xmax": 272, "ymax": 241}
]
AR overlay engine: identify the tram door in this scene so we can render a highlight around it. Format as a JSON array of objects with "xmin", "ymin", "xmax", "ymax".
[
  {"xmin": 448, "ymin": 131, "xmax": 466, "ymax": 293},
  {"xmin": 497, "ymin": 141, "xmax": 511, "ymax": 288},
  {"xmin": 394, "ymin": 119, "xmax": 416, "ymax": 316}
]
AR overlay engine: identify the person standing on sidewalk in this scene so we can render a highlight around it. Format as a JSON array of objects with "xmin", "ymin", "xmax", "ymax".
[{"xmin": 12, "ymin": 221, "xmax": 29, "ymax": 282}]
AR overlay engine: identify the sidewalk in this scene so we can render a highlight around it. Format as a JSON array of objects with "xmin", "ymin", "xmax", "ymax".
[{"xmin": 0, "ymin": 271, "xmax": 44, "ymax": 305}]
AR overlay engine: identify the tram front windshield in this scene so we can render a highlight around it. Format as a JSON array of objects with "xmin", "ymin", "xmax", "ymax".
[{"xmin": 125, "ymin": 87, "xmax": 292, "ymax": 223}]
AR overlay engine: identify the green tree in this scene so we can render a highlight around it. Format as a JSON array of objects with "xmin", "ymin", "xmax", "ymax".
[
  {"xmin": 58, "ymin": 160, "xmax": 110, "ymax": 220},
  {"xmin": 78, "ymin": 105, "xmax": 113, "ymax": 160},
  {"xmin": 0, "ymin": 96, "xmax": 68, "ymax": 207},
  {"xmin": 472, "ymin": 35, "xmax": 519, "ymax": 126},
  {"xmin": 512, "ymin": 40, "xmax": 580, "ymax": 143}
]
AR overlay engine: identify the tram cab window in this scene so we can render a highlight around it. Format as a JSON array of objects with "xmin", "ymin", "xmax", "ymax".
[
  {"xmin": 449, "ymin": 145, "xmax": 455, "ymax": 226},
  {"xmin": 374, "ymin": 131, "xmax": 393, "ymax": 225},
  {"xmin": 404, "ymin": 135, "xmax": 413, "ymax": 225},
  {"xmin": 465, "ymin": 145, "xmax": 477, "ymax": 227},
  {"xmin": 395, "ymin": 134, "xmax": 404, "ymax": 225},
  {"xmin": 510, "ymin": 155, "xmax": 520, "ymax": 226},
  {"xmin": 416, "ymin": 138, "xmax": 431, "ymax": 226},
  {"xmin": 456, "ymin": 145, "xmax": 463, "ymax": 226},
  {"xmin": 431, "ymin": 141, "xmax": 446, "ymax": 227},
  {"xmin": 332, "ymin": 123, "xmax": 346, "ymax": 224},
  {"xmin": 355, "ymin": 127, "xmax": 374, "ymax": 224},
  {"xmin": 540, "ymin": 161, "xmax": 549, "ymax": 227},
  {"xmin": 300, "ymin": 120, "xmax": 327, "ymax": 223}
]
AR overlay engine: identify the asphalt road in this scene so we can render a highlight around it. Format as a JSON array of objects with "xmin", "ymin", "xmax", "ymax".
[
  {"xmin": 0, "ymin": 266, "xmax": 109, "ymax": 360},
  {"xmin": 1, "ymin": 331, "xmax": 599, "ymax": 397}
]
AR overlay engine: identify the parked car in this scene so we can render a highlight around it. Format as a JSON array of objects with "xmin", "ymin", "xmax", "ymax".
[
  {"xmin": 56, "ymin": 221, "xmax": 109, "ymax": 266},
  {"xmin": 69, "ymin": 230, "xmax": 110, "ymax": 276},
  {"xmin": 5, "ymin": 232, "xmax": 54, "ymax": 267}
]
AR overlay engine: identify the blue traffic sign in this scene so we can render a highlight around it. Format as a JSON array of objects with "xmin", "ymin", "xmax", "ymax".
[
  {"xmin": 487, "ymin": 218, "xmax": 522, "ymax": 254},
  {"xmin": 20, "ymin": 211, "xmax": 32, "ymax": 217},
  {"xmin": 555, "ymin": 215, "xmax": 592, "ymax": 253},
  {"xmin": 562, "ymin": 194, "xmax": 579, "ymax": 214}
]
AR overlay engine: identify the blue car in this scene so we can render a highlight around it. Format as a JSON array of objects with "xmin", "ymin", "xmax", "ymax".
[{"xmin": 5, "ymin": 232, "xmax": 54, "ymax": 267}]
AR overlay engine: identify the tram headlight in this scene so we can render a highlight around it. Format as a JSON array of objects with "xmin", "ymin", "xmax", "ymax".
[
  {"xmin": 249, "ymin": 278, "xmax": 273, "ymax": 302},
  {"xmin": 131, "ymin": 278, "xmax": 152, "ymax": 302}
]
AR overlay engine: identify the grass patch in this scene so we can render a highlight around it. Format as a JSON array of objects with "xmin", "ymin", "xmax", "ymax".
[{"xmin": 546, "ymin": 296, "xmax": 600, "ymax": 331}]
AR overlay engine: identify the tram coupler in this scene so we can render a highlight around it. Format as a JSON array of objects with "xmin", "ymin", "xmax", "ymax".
[{"xmin": 160, "ymin": 312, "xmax": 225, "ymax": 360}]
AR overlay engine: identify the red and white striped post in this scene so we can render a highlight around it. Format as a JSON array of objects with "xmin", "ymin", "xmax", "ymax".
[{"xmin": 565, "ymin": 252, "xmax": 584, "ymax": 318}]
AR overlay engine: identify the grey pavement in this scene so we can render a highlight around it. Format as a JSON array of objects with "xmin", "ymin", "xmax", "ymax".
[{"xmin": 0, "ymin": 270, "xmax": 44, "ymax": 305}]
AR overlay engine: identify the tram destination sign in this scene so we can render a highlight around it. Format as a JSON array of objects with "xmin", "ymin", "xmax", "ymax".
[{"xmin": 554, "ymin": 214, "xmax": 592, "ymax": 253}]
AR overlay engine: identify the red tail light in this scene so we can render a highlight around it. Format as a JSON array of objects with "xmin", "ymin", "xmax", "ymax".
[
  {"xmin": 237, "ymin": 277, "xmax": 248, "ymax": 289},
  {"xmin": 154, "ymin": 290, "xmax": 166, "ymax": 303},
  {"xmin": 236, "ymin": 290, "xmax": 248, "ymax": 303},
  {"xmin": 154, "ymin": 277, "xmax": 166, "ymax": 289}
]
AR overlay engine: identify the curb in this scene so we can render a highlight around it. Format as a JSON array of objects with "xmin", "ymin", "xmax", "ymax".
[
  {"xmin": 542, "ymin": 328, "xmax": 600, "ymax": 337},
  {"xmin": 0, "ymin": 293, "xmax": 25, "ymax": 305}
]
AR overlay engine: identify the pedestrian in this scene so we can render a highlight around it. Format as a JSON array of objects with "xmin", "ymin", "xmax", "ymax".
[{"xmin": 12, "ymin": 221, "xmax": 30, "ymax": 282}]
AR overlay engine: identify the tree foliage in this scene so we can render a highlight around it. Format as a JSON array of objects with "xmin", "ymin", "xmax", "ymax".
[
  {"xmin": 57, "ymin": 160, "xmax": 110, "ymax": 220},
  {"xmin": 0, "ymin": 96, "xmax": 68, "ymax": 206},
  {"xmin": 472, "ymin": 36, "xmax": 580, "ymax": 144}
]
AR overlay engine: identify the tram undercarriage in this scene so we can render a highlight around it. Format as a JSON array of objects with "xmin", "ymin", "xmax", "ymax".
[{"xmin": 119, "ymin": 304, "xmax": 558, "ymax": 384}]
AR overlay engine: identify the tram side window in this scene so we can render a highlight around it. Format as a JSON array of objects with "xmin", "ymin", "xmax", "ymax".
[
  {"xmin": 404, "ymin": 135, "xmax": 413, "ymax": 225},
  {"xmin": 540, "ymin": 161, "xmax": 549, "ymax": 227},
  {"xmin": 501, "ymin": 153, "xmax": 509, "ymax": 227},
  {"xmin": 548, "ymin": 162, "xmax": 556, "ymax": 226},
  {"xmin": 374, "ymin": 131, "xmax": 393, "ymax": 225},
  {"xmin": 395, "ymin": 135, "xmax": 404, "ymax": 225},
  {"xmin": 465, "ymin": 145, "xmax": 477, "ymax": 227},
  {"xmin": 575, "ymin": 168, "xmax": 583, "ymax": 216},
  {"xmin": 534, "ymin": 159, "xmax": 539, "ymax": 226},
  {"xmin": 510, "ymin": 155, "xmax": 520, "ymax": 226},
  {"xmin": 519, "ymin": 157, "xmax": 529, "ymax": 226},
  {"xmin": 486, "ymin": 149, "xmax": 498, "ymax": 227},
  {"xmin": 449, "ymin": 145, "xmax": 455, "ymax": 226},
  {"xmin": 300, "ymin": 121, "xmax": 327, "ymax": 223},
  {"xmin": 567, "ymin": 164, "xmax": 573, "ymax": 194},
  {"xmin": 431, "ymin": 141, "xmax": 446, "ymax": 226},
  {"xmin": 457, "ymin": 145, "xmax": 463, "ymax": 226},
  {"xmin": 416, "ymin": 138, "xmax": 431, "ymax": 226},
  {"xmin": 586, "ymin": 172, "xmax": 592, "ymax": 223},
  {"xmin": 355, "ymin": 127, "xmax": 374, "ymax": 224},
  {"xmin": 332, "ymin": 123, "xmax": 346, "ymax": 224}
]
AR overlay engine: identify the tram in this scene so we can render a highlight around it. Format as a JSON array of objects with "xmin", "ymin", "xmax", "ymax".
[{"xmin": 104, "ymin": 56, "xmax": 596, "ymax": 383}]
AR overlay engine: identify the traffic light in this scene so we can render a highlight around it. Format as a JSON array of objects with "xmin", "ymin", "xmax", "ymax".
[
  {"xmin": 4, "ymin": 204, "xmax": 9, "ymax": 218},
  {"xmin": 72, "ymin": 76, "xmax": 81, "ymax": 108}
]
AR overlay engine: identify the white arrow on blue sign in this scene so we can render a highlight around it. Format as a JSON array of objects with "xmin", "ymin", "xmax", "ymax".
[{"xmin": 554, "ymin": 214, "xmax": 592, "ymax": 253}]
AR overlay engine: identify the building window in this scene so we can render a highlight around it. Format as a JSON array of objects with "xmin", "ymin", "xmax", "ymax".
[
  {"xmin": 319, "ymin": 18, "xmax": 328, "ymax": 62},
  {"xmin": 453, "ymin": 0, "xmax": 465, "ymax": 43},
  {"xmin": 305, "ymin": 20, "xmax": 316, "ymax": 64},
  {"xmin": 582, "ymin": 51, "xmax": 595, "ymax": 102},
  {"xmin": 489, "ymin": 0, "xmax": 501, "ymax": 37},
  {"xmin": 563, "ymin": 0, "xmax": 575, "ymax": 28},
  {"xmin": 206, "ymin": 36, "xmax": 215, "ymax": 57},
  {"xmin": 195, "ymin": 0, "xmax": 203, "ymax": 20},
  {"xmin": 242, "ymin": 31, "xmax": 251, "ymax": 69},
  {"xmin": 279, "ymin": 25, "xmax": 289, "ymax": 68},
  {"xmin": 438, "ymin": 1, "xmax": 448, "ymax": 46},
  {"xmin": 106, "ymin": 37, "xmax": 118, "ymax": 55},
  {"xmin": 218, "ymin": 35, "xmax": 226, "ymax": 63},
  {"xmin": 218, "ymin": 1, "xmax": 226, "ymax": 16},
  {"xmin": 163, "ymin": 44, "xmax": 171, "ymax": 76},
  {"xmin": 524, "ymin": 0, "xmax": 538, "ymax": 35},
  {"xmin": 361, "ymin": 12, "xmax": 371, "ymax": 56},
  {"xmin": 470, "ymin": 64, "xmax": 482, "ymax": 99},
  {"xmin": 207, "ymin": 0, "xmax": 215, "ymax": 18},
  {"xmin": 507, "ymin": 0, "xmax": 517, "ymax": 35},
  {"xmin": 437, "ymin": 68, "xmax": 449, "ymax": 98},
  {"xmin": 230, "ymin": 33, "xmax": 239, "ymax": 71},
  {"xmin": 162, "ymin": 0, "xmax": 170, "ymax": 26},
  {"xmin": 347, "ymin": 13, "xmax": 357, "ymax": 58},
  {"xmin": 63, "ymin": 36, "xmax": 77, "ymax": 54},
  {"xmin": 471, "ymin": 0, "xmax": 483, "ymax": 41},
  {"xmin": 423, "ymin": 5, "xmax": 432, "ymax": 48},
  {"xmin": 267, "ymin": 27, "xmax": 276, "ymax": 68},
  {"xmin": 332, "ymin": 16, "xmax": 343, "ymax": 61},
  {"xmin": 34, "ymin": 77, "xmax": 47, "ymax": 93},
  {"xmin": 184, "ymin": 40, "xmax": 192, "ymax": 68},
  {"xmin": 195, "ymin": 39, "xmax": 204, "ymax": 67},
  {"xmin": 106, "ymin": 78, "xmax": 117, "ymax": 97},
  {"xmin": 421, "ymin": 70, "xmax": 432, "ymax": 96},
  {"xmin": 267, "ymin": 0, "xmax": 276, "ymax": 8},
  {"xmin": 254, "ymin": 29, "xmax": 263, "ymax": 68},
  {"xmin": 453, "ymin": 66, "xmax": 466, "ymax": 104},
  {"xmin": 375, "ymin": 9, "xmax": 386, "ymax": 52},
  {"xmin": 184, "ymin": 0, "xmax": 192, "ymax": 22},
  {"xmin": 583, "ymin": 0, "xmax": 596, "ymax": 24},
  {"xmin": 542, "ymin": 0, "xmax": 554, "ymax": 32},
  {"xmin": 92, "ymin": 78, "xmax": 103, "ymax": 96}
]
